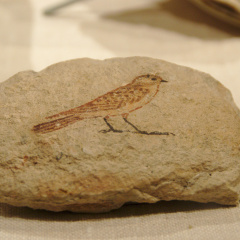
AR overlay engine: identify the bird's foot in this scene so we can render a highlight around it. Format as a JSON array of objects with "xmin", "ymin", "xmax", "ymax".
[
  {"xmin": 135, "ymin": 131, "xmax": 175, "ymax": 136},
  {"xmin": 150, "ymin": 131, "xmax": 175, "ymax": 136},
  {"xmin": 100, "ymin": 129, "xmax": 125, "ymax": 133}
]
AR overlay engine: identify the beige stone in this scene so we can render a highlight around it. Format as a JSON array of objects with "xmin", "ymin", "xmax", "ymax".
[{"xmin": 0, "ymin": 57, "xmax": 240, "ymax": 213}]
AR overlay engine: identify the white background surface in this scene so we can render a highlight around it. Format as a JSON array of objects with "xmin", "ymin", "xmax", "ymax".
[{"xmin": 0, "ymin": 0, "xmax": 240, "ymax": 239}]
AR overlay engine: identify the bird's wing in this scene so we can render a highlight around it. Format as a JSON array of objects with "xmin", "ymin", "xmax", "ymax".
[{"xmin": 46, "ymin": 85, "xmax": 136, "ymax": 119}]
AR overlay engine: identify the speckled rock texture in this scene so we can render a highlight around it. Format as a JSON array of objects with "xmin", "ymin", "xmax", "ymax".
[{"xmin": 0, "ymin": 57, "xmax": 240, "ymax": 213}]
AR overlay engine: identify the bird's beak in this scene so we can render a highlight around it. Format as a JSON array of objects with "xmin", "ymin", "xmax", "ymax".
[{"xmin": 161, "ymin": 80, "xmax": 168, "ymax": 83}]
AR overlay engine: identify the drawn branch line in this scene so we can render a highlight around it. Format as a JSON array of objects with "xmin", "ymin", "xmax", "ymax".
[{"xmin": 32, "ymin": 74, "xmax": 174, "ymax": 136}]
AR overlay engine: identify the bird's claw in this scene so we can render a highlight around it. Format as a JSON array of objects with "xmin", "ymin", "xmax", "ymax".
[
  {"xmin": 151, "ymin": 131, "xmax": 175, "ymax": 136},
  {"xmin": 100, "ymin": 129, "xmax": 124, "ymax": 133},
  {"xmin": 100, "ymin": 129, "xmax": 111, "ymax": 133},
  {"xmin": 136, "ymin": 131, "xmax": 175, "ymax": 136}
]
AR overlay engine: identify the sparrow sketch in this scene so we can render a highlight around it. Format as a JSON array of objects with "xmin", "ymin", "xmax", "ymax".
[{"xmin": 32, "ymin": 74, "xmax": 173, "ymax": 135}]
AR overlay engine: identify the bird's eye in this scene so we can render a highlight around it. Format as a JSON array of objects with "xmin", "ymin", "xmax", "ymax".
[{"xmin": 151, "ymin": 78, "xmax": 157, "ymax": 81}]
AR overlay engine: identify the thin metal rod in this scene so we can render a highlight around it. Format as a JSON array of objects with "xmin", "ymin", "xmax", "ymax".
[{"xmin": 43, "ymin": 0, "xmax": 85, "ymax": 16}]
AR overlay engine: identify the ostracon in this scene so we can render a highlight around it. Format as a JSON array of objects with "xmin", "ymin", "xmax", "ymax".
[{"xmin": 0, "ymin": 57, "xmax": 240, "ymax": 213}]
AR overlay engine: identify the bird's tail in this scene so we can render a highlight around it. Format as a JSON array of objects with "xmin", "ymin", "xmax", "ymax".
[{"xmin": 32, "ymin": 115, "xmax": 83, "ymax": 134}]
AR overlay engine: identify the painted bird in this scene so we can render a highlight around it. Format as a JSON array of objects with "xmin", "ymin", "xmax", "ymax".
[{"xmin": 32, "ymin": 74, "xmax": 169, "ymax": 135}]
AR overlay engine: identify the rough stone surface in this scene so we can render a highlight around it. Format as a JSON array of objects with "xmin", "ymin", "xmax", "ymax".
[{"xmin": 0, "ymin": 57, "xmax": 240, "ymax": 213}]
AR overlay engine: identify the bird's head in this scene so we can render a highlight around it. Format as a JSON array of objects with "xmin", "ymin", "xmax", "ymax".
[{"xmin": 132, "ymin": 74, "xmax": 167, "ymax": 85}]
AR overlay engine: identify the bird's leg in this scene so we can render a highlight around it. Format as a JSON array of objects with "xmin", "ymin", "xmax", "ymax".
[
  {"xmin": 123, "ymin": 117, "xmax": 148, "ymax": 134},
  {"xmin": 123, "ymin": 117, "xmax": 175, "ymax": 136},
  {"xmin": 101, "ymin": 117, "xmax": 124, "ymax": 133}
]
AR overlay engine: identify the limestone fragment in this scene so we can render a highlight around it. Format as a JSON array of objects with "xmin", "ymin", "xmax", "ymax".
[{"xmin": 0, "ymin": 57, "xmax": 240, "ymax": 213}]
